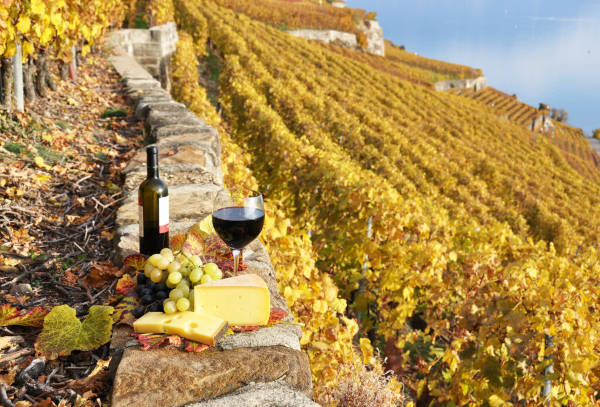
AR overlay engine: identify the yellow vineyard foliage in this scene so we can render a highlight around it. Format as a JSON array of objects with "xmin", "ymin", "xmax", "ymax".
[
  {"xmin": 172, "ymin": 1, "xmax": 600, "ymax": 405},
  {"xmin": 169, "ymin": 26, "xmax": 388, "ymax": 399},
  {"xmin": 0, "ymin": 0, "xmax": 124, "ymax": 61}
]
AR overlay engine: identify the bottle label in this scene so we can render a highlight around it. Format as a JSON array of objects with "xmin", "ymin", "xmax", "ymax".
[
  {"xmin": 138, "ymin": 194, "xmax": 144, "ymax": 238},
  {"xmin": 159, "ymin": 195, "xmax": 169, "ymax": 234}
]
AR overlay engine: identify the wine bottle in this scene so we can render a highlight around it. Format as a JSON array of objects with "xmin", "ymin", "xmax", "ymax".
[{"xmin": 139, "ymin": 146, "xmax": 169, "ymax": 255}]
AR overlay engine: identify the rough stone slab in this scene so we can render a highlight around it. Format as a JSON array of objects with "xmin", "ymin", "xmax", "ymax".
[
  {"xmin": 123, "ymin": 164, "xmax": 222, "ymax": 193},
  {"xmin": 109, "ymin": 55, "xmax": 154, "ymax": 80},
  {"xmin": 151, "ymin": 124, "xmax": 213, "ymax": 140},
  {"xmin": 113, "ymin": 221, "xmax": 196, "ymax": 264},
  {"xmin": 111, "ymin": 346, "xmax": 312, "ymax": 407},
  {"xmin": 135, "ymin": 101, "xmax": 188, "ymax": 119},
  {"xmin": 122, "ymin": 143, "xmax": 219, "ymax": 175},
  {"xmin": 187, "ymin": 382, "xmax": 319, "ymax": 407},
  {"xmin": 116, "ymin": 184, "xmax": 227, "ymax": 227},
  {"xmin": 217, "ymin": 324, "xmax": 301, "ymax": 352}
]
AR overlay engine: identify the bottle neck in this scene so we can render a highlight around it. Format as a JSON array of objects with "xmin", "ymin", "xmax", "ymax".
[
  {"xmin": 146, "ymin": 147, "xmax": 159, "ymax": 178},
  {"xmin": 147, "ymin": 165, "xmax": 159, "ymax": 178}
]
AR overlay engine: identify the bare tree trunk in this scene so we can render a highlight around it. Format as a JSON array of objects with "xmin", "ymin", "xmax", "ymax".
[
  {"xmin": 60, "ymin": 60, "xmax": 69, "ymax": 80},
  {"xmin": 1, "ymin": 57, "xmax": 14, "ymax": 112},
  {"xmin": 46, "ymin": 68, "xmax": 56, "ymax": 91},
  {"xmin": 35, "ymin": 49, "xmax": 48, "ymax": 97},
  {"xmin": 23, "ymin": 56, "xmax": 36, "ymax": 102}
]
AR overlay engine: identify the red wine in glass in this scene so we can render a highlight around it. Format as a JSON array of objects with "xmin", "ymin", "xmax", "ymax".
[
  {"xmin": 212, "ymin": 206, "xmax": 265, "ymax": 249},
  {"xmin": 212, "ymin": 188, "xmax": 264, "ymax": 274}
]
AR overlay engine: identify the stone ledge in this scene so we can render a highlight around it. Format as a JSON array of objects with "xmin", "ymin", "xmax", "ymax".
[
  {"xmin": 187, "ymin": 381, "xmax": 320, "ymax": 407},
  {"xmin": 111, "ymin": 346, "xmax": 312, "ymax": 407}
]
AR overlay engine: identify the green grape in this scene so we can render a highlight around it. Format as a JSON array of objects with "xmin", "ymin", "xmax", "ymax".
[
  {"xmin": 167, "ymin": 271, "xmax": 182, "ymax": 285},
  {"xmin": 144, "ymin": 261, "xmax": 154, "ymax": 278},
  {"xmin": 155, "ymin": 256, "xmax": 170, "ymax": 270},
  {"xmin": 200, "ymin": 274, "xmax": 213, "ymax": 285},
  {"xmin": 163, "ymin": 300, "xmax": 177, "ymax": 314},
  {"xmin": 148, "ymin": 254, "xmax": 164, "ymax": 268},
  {"xmin": 179, "ymin": 264, "xmax": 190, "ymax": 277},
  {"xmin": 167, "ymin": 261, "xmax": 181, "ymax": 274},
  {"xmin": 166, "ymin": 280, "xmax": 177, "ymax": 289},
  {"xmin": 169, "ymin": 288, "xmax": 184, "ymax": 300},
  {"xmin": 190, "ymin": 255, "xmax": 203, "ymax": 266},
  {"xmin": 189, "ymin": 268, "xmax": 203, "ymax": 284},
  {"xmin": 150, "ymin": 268, "xmax": 163, "ymax": 283},
  {"xmin": 175, "ymin": 253, "xmax": 187, "ymax": 264},
  {"xmin": 176, "ymin": 297, "xmax": 190, "ymax": 312},
  {"xmin": 160, "ymin": 248, "xmax": 174, "ymax": 263},
  {"xmin": 204, "ymin": 263, "xmax": 221, "ymax": 279},
  {"xmin": 176, "ymin": 281, "xmax": 190, "ymax": 296}
]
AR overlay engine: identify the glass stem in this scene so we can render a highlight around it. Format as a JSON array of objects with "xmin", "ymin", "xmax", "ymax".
[{"xmin": 232, "ymin": 249, "xmax": 241, "ymax": 274}]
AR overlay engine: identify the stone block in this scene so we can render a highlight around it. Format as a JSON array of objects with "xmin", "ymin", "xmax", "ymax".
[
  {"xmin": 135, "ymin": 101, "xmax": 188, "ymax": 120},
  {"xmin": 122, "ymin": 142, "xmax": 218, "ymax": 175},
  {"xmin": 116, "ymin": 184, "xmax": 227, "ymax": 227},
  {"xmin": 152, "ymin": 124, "xmax": 214, "ymax": 140},
  {"xmin": 188, "ymin": 382, "xmax": 320, "ymax": 407},
  {"xmin": 111, "ymin": 346, "xmax": 312, "ymax": 407},
  {"xmin": 108, "ymin": 55, "xmax": 154, "ymax": 80},
  {"xmin": 123, "ymin": 164, "xmax": 222, "ymax": 193}
]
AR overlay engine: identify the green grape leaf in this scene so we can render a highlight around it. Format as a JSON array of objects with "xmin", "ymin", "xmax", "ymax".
[{"xmin": 36, "ymin": 305, "xmax": 114, "ymax": 357}]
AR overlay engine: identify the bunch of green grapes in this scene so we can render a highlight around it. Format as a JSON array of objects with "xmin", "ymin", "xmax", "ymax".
[{"xmin": 143, "ymin": 248, "xmax": 223, "ymax": 314}]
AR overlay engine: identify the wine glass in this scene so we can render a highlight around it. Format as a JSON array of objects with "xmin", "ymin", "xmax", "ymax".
[{"xmin": 212, "ymin": 187, "xmax": 265, "ymax": 274}]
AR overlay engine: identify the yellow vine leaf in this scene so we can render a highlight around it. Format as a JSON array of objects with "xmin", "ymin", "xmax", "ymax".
[
  {"xmin": 16, "ymin": 16, "xmax": 30, "ymax": 34},
  {"xmin": 36, "ymin": 305, "xmax": 114, "ymax": 357}
]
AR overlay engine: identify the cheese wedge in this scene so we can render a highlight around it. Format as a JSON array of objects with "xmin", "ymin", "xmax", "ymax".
[
  {"xmin": 133, "ymin": 311, "xmax": 228, "ymax": 346},
  {"xmin": 194, "ymin": 273, "xmax": 271, "ymax": 326},
  {"xmin": 133, "ymin": 312, "xmax": 170, "ymax": 334}
]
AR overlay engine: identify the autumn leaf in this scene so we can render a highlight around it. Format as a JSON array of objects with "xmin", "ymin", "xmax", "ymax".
[
  {"xmin": 115, "ymin": 274, "xmax": 136, "ymax": 296},
  {"xmin": 184, "ymin": 341, "xmax": 209, "ymax": 353},
  {"xmin": 123, "ymin": 254, "xmax": 146, "ymax": 271},
  {"xmin": 112, "ymin": 296, "xmax": 139, "ymax": 326},
  {"xmin": 36, "ymin": 305, "xmax": 114, "ymax": 357},
  {"xmin": 359, "ymin": 337, "xmax": 374, "ymax": 365},
  {"xmin": 66, "ymin": 358, "xmax": 111, "ymax": 397},
  {"xmin": 268, "ymin": 308, "xmax": 288, "ymax": 324},
  {"xmin": 0, "ymin": 304, "xmax": 48, "ymax": 327},
  {"xmin": 82, "ymin": 261, "xmax": 122, "ymax": 288},
  {"xmin": 170, "ymin": 233, "xmax": 186, "ymax": 252},
  {"xmin": 130, "ymin": 332, "xmax": 170, "ymax": 351},
  {"xmin": 34, "ymin": 156, "xmax": 51, "ymax": 170}
]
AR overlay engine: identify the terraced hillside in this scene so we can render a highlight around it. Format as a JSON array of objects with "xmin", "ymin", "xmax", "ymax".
[
  {"xmin": 453, "ymin": 86, "xmax": 600, "ymax": 181},
  {"xmin": 169, "ymin": 0, "xmax": 600, "ymax": 404}
]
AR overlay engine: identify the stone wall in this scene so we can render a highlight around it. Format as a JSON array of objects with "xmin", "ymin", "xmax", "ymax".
[
  {"xmin": 288, "ymin": 18, "xmax": 385, "ymax": 56},
  {"xmin": 109, "ymin": 23, "xmax": 178, "ymax": 90},
  {"xmin": 288, "ymin": 28, "xmax": 358, "ymax": 49},
  {"xmin": 434, "ymin": 76, "xmax": 488, "ymax": 92},
  {"xmin": 107, "ymin": 38, "xmax": 318, "ymax": 407}
]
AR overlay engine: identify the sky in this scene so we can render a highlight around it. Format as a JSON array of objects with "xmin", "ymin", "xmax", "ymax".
[{"xmin": 346, "ymin": 0, "xmax": 600, "ymax": 134}]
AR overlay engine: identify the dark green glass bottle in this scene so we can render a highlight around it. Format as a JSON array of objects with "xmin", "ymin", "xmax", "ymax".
[{"xmin": 138, "ymin": 146, "xmax": 169, "ymax": 255}]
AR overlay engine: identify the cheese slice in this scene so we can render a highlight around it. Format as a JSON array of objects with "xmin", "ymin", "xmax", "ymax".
[
  {"xmin": 194, "ymin": 273, "xmax": 271, "ymax": 326},
  {"xmin": 133, "ymin": 312, "xmax": 170, "ymax": 334},
  {"xmin": 133, "ymin": 311, "xmax": 228, "ymax": 346}
]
